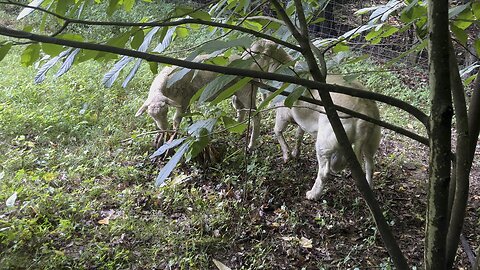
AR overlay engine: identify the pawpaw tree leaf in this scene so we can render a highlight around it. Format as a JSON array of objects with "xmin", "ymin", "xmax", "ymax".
[
  {"xmin": 186, "ymin": 129, "xmax": 210, "ymax": 161},
  {"xmin": 103, "ymin": 56, "xmax": 133, "ymax": 87},
  {"xmin": 150, "ymin": 138, "xmax": 186, "ymax": 159},
  {"xmin": 474, "ymin": 39, "xmax": 480, "ymax": 57},
  {"xmin": 17, "ymin": 0, "xmax": 45, "ymax": 20},
  {"xmin": 122, "ymin": 58, "xmax": 142, "ymax": 88},
  {"xmin": 35, "ymin": 48, "xmax": 71, "ymax": 83},
  {"xmin": 187, "ymin": 118, "xmax": 217, "ymax": 137},
  {"xmin": 0, "ymin": 42, "xmax": 13, "ymax": 62},
  {"xmin": 175, "ymin": 27, "xmax": 189, "ymax": 38},
  {"xmin": 42, "ymin": 43, "xmax": 64, "ymax": 56},
  {"xmin": 284, "ymin": 86, "xmax": 306, "ymax": 108},
  {"xmin": 199, "ymin": 75, "xmax": 237, "ymax": 103},
  {"xmin": 55, "ymin": 48, "xmax": 80, "ymax": 78},
  {"xmin": 257, "ymin": 82, "xmax": 290, "ymax": 110},
  {"xmin": 153, "ymin": 27, "xmax": 176, "ymax": 53},
  {"xmin": 448, "ymin": 3, "xmax": 470, "ymax": 19},
  {"xmin": 187, "ymin": 37, "xmax": 253, "ymax": 61},
  {"xmin": 123, "ymin": 0, "xmax": 135, "ymax": 11},
  {"xmin": 21, "ymin": 43, "xmax": 41, "ymax": 67},
  {"xmin": 130, "ymin": 29, "xmax": 145, "ymax": 50},
  {"xmin": 221, "ymin": 116, "xmax": 247, "ymax": 134},
  {"xmin": 107, "ymin": 0, "xmax": 120, "ymax": 16},
  {"xmin": 210, "ymin": 77, "xmax": 252, "ymax": 105},
  {"xmin": 450, "ymin": 24, "xmax": 468, "ymax": 46},
  {"xmin": 165, "ymin": 67, "xmax": 191, "ymax": 88},
  {"xmin": 155, "ymin": 141, "xmax": 191, "ymax": 186}
]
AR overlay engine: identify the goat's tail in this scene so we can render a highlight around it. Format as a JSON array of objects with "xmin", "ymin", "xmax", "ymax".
[{"xmin": 135, "ymin": 102, "xmax": 149, "ymax": 117}]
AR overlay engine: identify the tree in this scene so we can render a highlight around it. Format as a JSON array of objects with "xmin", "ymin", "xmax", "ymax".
[{"xmin": 0, "ymin": 0, "xmax": 479, "ymax": 268}]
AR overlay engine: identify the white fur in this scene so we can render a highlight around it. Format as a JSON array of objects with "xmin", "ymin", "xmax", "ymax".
[{"xmin": 273, "ymin": 76, "xmax": 381, "ymax": 200}]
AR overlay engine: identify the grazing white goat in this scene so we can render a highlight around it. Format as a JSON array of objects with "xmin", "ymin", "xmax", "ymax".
[
  {"xmin": 273, "ymin": 75, "xmax": 381, "ymax": 200},
  {"xmin": 136, "ymin": 39, "xmax": 292, "ymax": 149},
  {"xmin": 136, "ymin": 54, "xmax": 258, "ymax": 148}
]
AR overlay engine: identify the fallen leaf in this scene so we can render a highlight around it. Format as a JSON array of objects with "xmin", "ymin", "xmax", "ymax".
[
  {"xmin": 213, "ymin": 259, "xmax": 232, "ymax": 270},
  {"xmin": 98, "ymin": 210, "xmax": 115, "ymax": 225},
  {"xmin": 6, "ymin": 192, "xmax": 17, "ymax": 208},
  {"xmin": 300, "ymin": 237, "xmax": 313, "ymax": 249}
]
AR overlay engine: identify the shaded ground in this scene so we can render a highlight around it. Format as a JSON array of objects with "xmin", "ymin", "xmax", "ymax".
[{"xmin": 152, "ymin": 125, "xmax": 480, "ymax": 269}]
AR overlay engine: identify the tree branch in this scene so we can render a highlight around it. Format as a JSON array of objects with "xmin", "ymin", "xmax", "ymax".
[
  {"xmin": 0, "ymin": 25, "xmax": 429, "ymax": 130},
  {"xmin": 445, "ymin": 38, "xmax": 472, "ymax": 268},
  {"xmin": 0, "ymin": 1, "xmax": 302, "ymax": 52}
]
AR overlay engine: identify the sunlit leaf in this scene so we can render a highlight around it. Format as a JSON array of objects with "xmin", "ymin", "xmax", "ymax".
[
  {"xmin": 155, "ymin": 142, "xmax": 191, "ymax": 186},
  {"xmin": 175, "ymin": 27, "xmax": 189, "ymax": 38},
  {"xmin": 107, "ymin": 0, "xmax": 120, "ymax": 16},
  {"xmin": 123, "ymin": 0, "xmax": 135, "ymax": 11},
  {"xmin": 448, "ymin": 3, "xmax": 470, "ymax": 19},
  {"xmin": 55, "ymin": 48, "xmax": 81, "ymax": 78},
  {"xmin": 35, "ymin": 48, "xmax": 71, "ymax": 83},
  {"xmin": 122, "ymin": 58, "xmax": 143, "ymax": 88},
  {"xmin": 41, "ymin": 43, "xmax": 64, "ymax": 56},
  {"xmin": 213, "ymin": 259, "xmax": 232, "ymax": 270},
  {"xmin": 150, "ymin": 138, "xmax": 186, "ymax": 159},
  {"xmin": 21, "ymin": 43, "xmax": 41, "ymax": 67},
  {"xmin": 450, "ymin": 24, "xmax": 467, "ymax": 45},
  {"xmin": 6, "ymin": 192, "xmax": 17, "ymax": 208},
  {"xmin": 17, "ymin": 0, "xmax": 45, "ymax": 20},
  {"xmin": 167, "ymin": 67, "xmax": 192, "ymax": 88},
  {"xmin": 332, "ymin": 42, "xmax": 349, "ymax": 53},
  {"xmin": 257, "ymin": 82, "xmax": 290, "ymax": 110}
]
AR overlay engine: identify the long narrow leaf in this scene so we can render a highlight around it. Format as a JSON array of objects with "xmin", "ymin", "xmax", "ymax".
[
  {"xmin": 153, "ymin": 27, "xmax": 176, "ymax": 53},
  {"xmin": 102, "ymin": 55, "xmax": 132, "ymax": 87},
  {"xmin": 155, "ymin": 142, "xmax": 190, "ymax": 186},
  {"xmin": 122, "ymin": 58, "xmax": 142, "ymax": 88},
  {"xmin": 35, "ymin": 48, "xmax": 71, "ymax": 83},
  {"xmin": 187, "ymin": 118, "xmax": 217, "ymax": 137},
  {"xmin": 210, "ymin": 77, "xmax": 252, "ymax": 105},
  {"xmin": 150, "ymin": 137, "xmax": 186, "ymax": 159},
  {"xmin": 55, "ymin": 48, "xmax": 80, "ymax": 78},
  {"xmin": 17, "ymin": 0, "xmax": 45, "ymax": 20},
  {"xmin": 166, "ymin": 67, "xmax": 191, "ymax": 88},
  {"xmin": 199, "ymin": 75, "xmax": 237, "ymax": 103}
]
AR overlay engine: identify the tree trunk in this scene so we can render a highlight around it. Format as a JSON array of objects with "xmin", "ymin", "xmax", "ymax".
[{"xmin": 425, "ymin": 0, "xmax": 452, "ymax": 269}]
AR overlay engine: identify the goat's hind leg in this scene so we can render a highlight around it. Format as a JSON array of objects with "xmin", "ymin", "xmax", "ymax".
[{"xmin": 274, "ymin": 109, "xmax": 293, "ymax": 162}]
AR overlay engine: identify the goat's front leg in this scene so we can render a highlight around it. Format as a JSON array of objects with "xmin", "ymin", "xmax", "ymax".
[
  {"xmin": 274, "ymin": 109, "xmax": 293, "ymax": 162},
  {"xmin": 248, "ymin": 111, "xmax": 260, "ymax": 150},
  {"xmin": 306, "ymin": 141, "xmax": 332, "ymax": 200},
  {"xmin": 291, "ymin": 126, "xmax": 305, "ymax": 160},
  {"xmin": 169, "ymin": 106, "xmax": 185, "ymax": 142}
]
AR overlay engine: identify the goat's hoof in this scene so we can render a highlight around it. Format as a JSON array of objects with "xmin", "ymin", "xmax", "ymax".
[{"xmin": 306, "ymin": 190, "xmax": 321, "ymax": 200}]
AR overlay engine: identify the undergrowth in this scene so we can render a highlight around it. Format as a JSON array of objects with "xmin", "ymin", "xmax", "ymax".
[{"xmin": 0, "ymin": 43, "xmax": 437, "ymax": 268}]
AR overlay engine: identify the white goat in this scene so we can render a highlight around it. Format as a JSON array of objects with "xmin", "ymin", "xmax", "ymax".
[
  {"xmin": 273, "ymin": 75, "xmax": 381, "ymax": 200},
  {"xmin": 136, "ymin": 54, "xmax": 260, "ymax": 148},
  {"xmin": 136, "ymin": 40, "xmax": 292, "ymax": 149}
]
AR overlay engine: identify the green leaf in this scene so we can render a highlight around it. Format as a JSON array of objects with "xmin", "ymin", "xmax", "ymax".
[
  {"xmin": 58, "ymin": 33, "xmax": 84, "ymax": 42},
  {"xmin": 450, "ymin": 24, "xmax": 468, "ymax": 45},
  {"xmin": 187, "ymin": 130, "xmax": 210, "ymax": 161},
  {"xmin": 474, "ymin": 39, "xmax": 480, "ymax": 57},
  {"xmin": 155, "ymin": 141, "xmax": 191, "ymax": 186},
  {"xmin": 188, "ymin": 37, "xmax": 253, "ymax": 60},
  {"xmin": 332, "ymin": 42, "xmax": 349, "ymax": 53},
  {"xmin": 175, "ymin": 27, "xmax": 189, "ymax": 38},
  {"xmin": 42, "ymin": 43, "xmax": 64, "ymax": 56},
  {"xmin": 453, "ymin": 7, "xmax": 474, "ymax": 30},
  {"xmin": 190, "ymin": 10, "xmax": 211, "ymax": 21},
  {"xmin": 210, "ymin": 77, "xmax": 252, "ymax": 105},
  {"xmin": 473, "ymin": 2, "xmax": 480, "ymax": 19},
  {"xmin": 0, "ymin": 42, "xmax": 13, "ymax": 62},
  {"xmin": 107, "ymin": 0, "xmax": 120, "ymax": 16},
  {"xmin": 221, "ymin": 116, "xmax": 247, "ymax": 134},
  {"xmin": 199, "ymin": 75, "xmax": 237, "ymax": 103},
  {"xmin": 130, "ymin": 29, "xmax": 145, "ymax": 50},
  {"xmin": 123, "ymin": 0, "xmax": 135, "ymax": 11},
  {"xmin": 448, "ymin": 3, "xmax": 470, "ymax": 19},
  {"xmin": 257, "ymin": 82, "xmax": 290, "ymax": 111},
  {"xmin": 284, "ymin": 86, "xmax": 305, "ymax": 108},
  {"xmin": 242, "ymin": 20, "xmax": 262, "ymax": 31},
  {"xmin": 21, "ymin": 43, "xmax": 41, "ymax": 67},
  {"xmin": 149, "ymin": 61, "xmax": 158, "ymax": 74}
]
